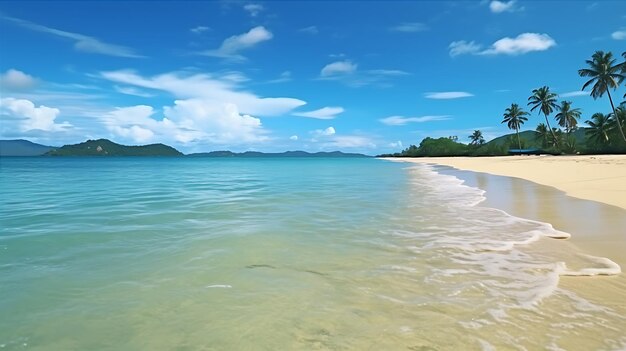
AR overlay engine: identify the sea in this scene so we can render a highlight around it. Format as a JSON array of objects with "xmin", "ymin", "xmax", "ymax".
[{"xmin": 0, "ymin": 157, "xmax": 625, "ymax": 350}]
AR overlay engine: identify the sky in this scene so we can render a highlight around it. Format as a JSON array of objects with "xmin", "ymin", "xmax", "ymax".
[{"xmin": 0, "ymin": 0, "xmax": 625, "ymax": 154}]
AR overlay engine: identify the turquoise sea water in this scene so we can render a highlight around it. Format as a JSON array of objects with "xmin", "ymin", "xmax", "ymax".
[{"xmin": 1, "ymin": 157, "xmax": 625, "ymax": 350}]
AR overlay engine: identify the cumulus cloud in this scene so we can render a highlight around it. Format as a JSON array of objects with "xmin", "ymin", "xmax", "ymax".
[
  {"xmin": 0, "ymin": 97, "xmax": 71, "ymax": 132},
  {"xmin": 489, "ymin": 0, "xmax": 518, "ymax": 13},
  {"xmin": 243, "ymin": 4, "xmax": 264, "ymax": 17},
  {"xmin": 379, "ymin": 115, "xmax": 451, "ymax": 126},
  {"xmin": 1, "ymin": 14, "xmax": 142, "ymax": 58},
  {"xmin": 612, "ymin": 29, "xmax": 626, "ymax": 40},
  {"xmin": 482, "ymin": 33, "xmax": 555, "ymax": 55},
  {"xmin": 312, "ymin": 127, "xmax": 336, "ymax": 137},
  {"xmin": 294, "ymin": 107, "xmax": 344, "ymax": 119},
  {"xmin": 321, "ymin": 60, "xmax": 358, "ymax": 77},
  {"xmin": 100, "ymin": 69, "xmax": 305, "ymax": 116},
  {"xmin": 199, "ymin": 26, "xmax": 273, "ymax": 60},
  {"xmin": 389, "ymin": 22, "xmax": 428, "ymax": 32},
  {"xmin": 389, "ymin": 141, "xmax": 403, "ymax": 148},
  {"xmin": 450, "ymin": 33, "xmax": 556, "ymax": 56},
  {"xmin": 425, "ymin": 91, "xmax": 474, "ymax": 99},
  {"xmin": 101, "ymin": 102, "xmax": 268, "ymax": 145},
  {"xmin": 0, "ymin": 69, "xmax": 38, "ymax": 90}
]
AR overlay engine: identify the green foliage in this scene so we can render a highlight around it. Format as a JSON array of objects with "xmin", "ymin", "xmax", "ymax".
[
  {"xmin": 46, "ymin": 139, "xmax": 183, "ymax": 156},
  {"xmin": 468, "ymin": 130, "xmax": 485, "ymax": 146}
]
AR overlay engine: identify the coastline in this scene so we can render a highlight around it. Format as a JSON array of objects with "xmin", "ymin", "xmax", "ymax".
[
  {"xmin": 381, "ymin": 155, "xmax": 626, "ymax": 210},
  {"xmin": 385, "ymin": 155, "xmax": 626, "ymax": 317}
]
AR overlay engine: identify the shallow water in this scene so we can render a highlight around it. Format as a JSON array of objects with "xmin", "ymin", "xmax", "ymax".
[{"xmin": 0, "ymin": 157, "xmax": 624, "ymax": 350}]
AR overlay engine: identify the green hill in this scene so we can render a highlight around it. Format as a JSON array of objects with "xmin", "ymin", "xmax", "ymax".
[
  {"xmin": 0, "ymin": 139, "xmax": 57, "ymax": 156},
  {"xmin": 46, "ymin": 139, "xmax": 183, "ymax": 156},
  {"xmin": 485, "ymin": 128, "xmax": 589, "ymax": 148}
]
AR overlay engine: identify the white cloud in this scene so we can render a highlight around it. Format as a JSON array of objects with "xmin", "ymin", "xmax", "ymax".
[
  {"xmin": 389, "ymin": 141, "xmax": 403, "ymax": 148},
  {"xmin": 379, "ymin": 115, "xmax": 451, "ymax": 126},
  {"xmin": 481, "ymin": 33, "xmax": 556, "ymax": 55},
  {"xmin": 425, "ymin": 91, "xmax": 474, "ymax": 99},
  {"xmin": 366, "ymin": 69, "xmax": 410, "ymax": 76},
  {"xmin": 190, "ymin": 26, "xmax": 210, "ymax": 34},
  {"xmin": 294, "ymin": 107, "xmax": 344, "ymax": 119},
  {"xmin": 612, "ymin": 29, "xmax": 626, "ymax": 40},
  {"xmin": 289, "ymin": 135, "xmax": 298, "ymax": 141},
  {"xmin": 312, "ymin": 127, "xmax": 336, "ymax": 137},
  {"xmin": 450, "ymin": 33, "xmax": 556, "ymax": 56},
  {"xmin": 449, "ymin": 41, "xmax": 482, "ymax": 57},
  {"xmin": 0, "ymin": 97, "xmax": 71, "ymax": 132},
  {"xmin": 267, "ymin": 71, "xmax": 292, "ymax": 84},
  {"xmin": 0, "ymin": 69, "xmax": 38, "ymax": 90},
  {"xmin": 199, "ymin": 26, "xmax": 273, "ymax": 60},
  {"xmin": 321, "ymin": 60, "xmax": 357, "ymax": 77},
  {"xmin": 101, "ymin": 102, "xmax": 268, "ymax": 145},
  {"xmin": 99, "ymin": 69, "xmax": 305, "ymax": 116},
  {"xmin": 2, "ymin": 14, "xmax": 142, "ymax": 58},
  {"xmin": 390, "ymin": 22, "xmax": 428, "ymax": 32},
  {"xmin": 299, "ymin": 26, "xmax": 319, "ymax": 35},
  {"xmin": 114, "ymin": 85, "xmax": 154, "ymax": 98},
  {"xmin": 560, "ymin": 91, "xmax": 589, "ymax": 98},
  {"xmin": 489, "ymin": 0, "xmax": 518, "ymax": 13},
  {"xmin": 243, "ymin": 4, "xmax": 264, "ymax": 17}
]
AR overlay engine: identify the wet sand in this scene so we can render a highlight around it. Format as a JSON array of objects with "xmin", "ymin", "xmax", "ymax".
[{"xmin": 384, "ymin": 156, "xmax": 626, "ymax": 318}]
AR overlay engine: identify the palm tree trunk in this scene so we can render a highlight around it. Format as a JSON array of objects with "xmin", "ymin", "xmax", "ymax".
[
  {"xmin": 516, "ymin": 128, "xmax": 521, "ymax": 150},
  {"xmin": 543, "ymin": 113, "xmax": 558, "ymax": 146},
  {"xmin": 607, "ymin": 89, "xmax": 626, "ymax": 143}
]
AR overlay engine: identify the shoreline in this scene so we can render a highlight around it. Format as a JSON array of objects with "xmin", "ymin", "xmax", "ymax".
[{"xmin": 381, "ymin": 155, "xmax": 626, "ymax": 210}]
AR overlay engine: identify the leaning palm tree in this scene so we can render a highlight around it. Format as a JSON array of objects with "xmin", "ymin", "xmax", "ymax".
[
  {"xmin": 535, "ymin": 123, "xmax": 550, "ymax": 148},
  {"xmin": 609, "ymin": 105, "xmax": 626, "ymax": 142},
  {"xmin": 502, "ymin": 103, "xmax": 529, "ymax": 150},
  {"xmin": 528, "ymin": 86, "xmax": 559, "ymax": 144},
  {"xmin": 468, "ymin": 130, "xmax": 485, "ymax": 146},
  {"xmin": 585, "ymin": 112, "xmax": 613, "ymax": 146},
  {"xmin": 555, "ymin": 101, "xmax": 582, "ymax": 134},
  {"xmin": 578, "ymin": 50, "xmax": 626, "ymax": 143}
]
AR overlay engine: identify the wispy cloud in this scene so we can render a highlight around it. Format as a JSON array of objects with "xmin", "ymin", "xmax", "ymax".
[
  {"xmin": 266, "ymin": 71, "xmax": 292, "ymax": 84},
  {"xmin": 560, "ymin": 91, "xmax": 589, "ymax": 98},
  {"xmin": 321, "ymin": 60, "xmax": 358, "ymax": 77},
  {"xmin": 450, "ymin": 33, "xmax": 556, "ymax": 57},
  {"xmin": 243, "ymin": 4, "xmax": 264, "ymax": 17},
  {"xmin": 299, "ymin": 26, "xmax": 319, "ymax": 35},
  {"xmin": 1, "ymin": 14, "xmax": 143, "ymax": 58},
  {"xmin": 379, "ymin": 115, "xmax": 451, "ymax": 126},
  {"xmin": 425, "ymin": 91, "xmax": 474, "ymax": 99},
  {"xmin": 294, "ymin": 107, "xmax": 344, "ymax": 119},
  {"xmin": 190, "ymin": 26, "xmax": 210, "ymax": 34},
  {"xmin": 389, "ymin": 22, "xmax": 428, "ymax": 32},
  {"xmin": 198, "ymin": 26, "xmax": 273, "ymax": 61},
  {"xmin": 319, "ymin": 60, "xmax": 409, "ymax": 87},
  {"xmin": 114, "ymin": 85, "xmax": 155, "ymax": 98}
]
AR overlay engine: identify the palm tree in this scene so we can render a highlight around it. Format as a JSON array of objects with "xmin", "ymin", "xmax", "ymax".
[
  {"xmin": 585, "ymin": 112, "xmax": 613, "ymax": 146},
  {"xmin": 502, "ymin": 103, "xmax": 529, "ymax": 150},
  {"xmin": 468, "ymin": 130, "xmax": 485, "ymax": 146},
  {"xmin": 555, "ymin": 101, "xmax": 582, "ymax": 134},
  {"xmin": 609, "ymin": 105, "xmax": 626, "ymax": 141},
  {"xmin": 528, "ymin": 86, "xmax": 559, "ymax": 144},
  {"xmin": 578, "ymin": 50, "xmax": 626, "ymax": 143},
  {"xmin": 535, "ymin": 123, "xmax": 550, "ymax": 148}
]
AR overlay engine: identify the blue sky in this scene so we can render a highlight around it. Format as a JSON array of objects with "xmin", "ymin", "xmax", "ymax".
[{"xmin": 1, "ymin": 0, "xmax": 625, "ymax": 154}]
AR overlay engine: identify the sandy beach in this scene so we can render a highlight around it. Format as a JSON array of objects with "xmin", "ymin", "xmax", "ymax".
[{"xmin": 385, "ymin": 155, "xmax": 626, "ymax": 210}]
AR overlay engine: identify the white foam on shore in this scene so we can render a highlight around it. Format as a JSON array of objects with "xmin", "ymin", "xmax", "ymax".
[
  {"xmin": 205, "ymin": 284, "xmax": 232, "ymax": 289},
  {"xmin": 401, "ymin": 163, "xmax": 622, "ymax": 327}
]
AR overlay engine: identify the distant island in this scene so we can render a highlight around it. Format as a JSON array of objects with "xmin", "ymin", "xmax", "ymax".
[
  {"xmin": 187, "ymin": 150, "xmax": 370, "ymax": 158},
  {"xmin": 0, "ymin": 139, "xmax": 57, "ymax": 157},
  {"xmin": 0, "ymin": 139, "xmax": 370, "ymax": 157},
  {"xmin": 45, "ymin": 139, "xmax": 183, "ymax": 157}
]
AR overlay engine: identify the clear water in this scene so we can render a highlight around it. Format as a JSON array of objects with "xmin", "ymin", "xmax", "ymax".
[{"xmin": 0, "ymin": 157, "xmax": 624, "ymax": 350}]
